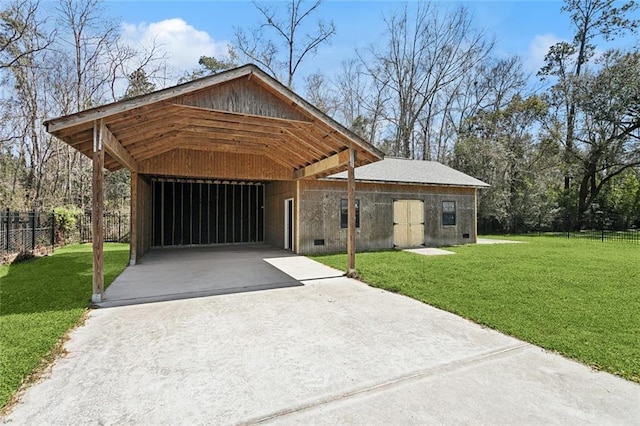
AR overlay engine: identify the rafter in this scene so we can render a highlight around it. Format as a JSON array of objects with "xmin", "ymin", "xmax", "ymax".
[{"xmin": 100, "ymin": 121, "xmax": 137, "ymax": 172}]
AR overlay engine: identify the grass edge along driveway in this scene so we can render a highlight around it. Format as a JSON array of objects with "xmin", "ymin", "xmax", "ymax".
[
  {"xmin": 312, "ymin": 236, "xmax": 639, "ymax": 383},
  {"xmin": 0, "ymin": 243, "xmax": 129, "ymax": 411}
]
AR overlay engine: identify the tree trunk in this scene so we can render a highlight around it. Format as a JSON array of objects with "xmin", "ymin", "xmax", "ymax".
[{"xmin": 577, "ymin": 162, "xmax": 598, "ymax": 230}]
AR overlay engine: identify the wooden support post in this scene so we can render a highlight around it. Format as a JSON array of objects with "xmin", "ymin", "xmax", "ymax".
[
  {"xmin": 92, "ymin": 120, "xmax": 105, "ymax": 303},
  {"xmin": 130, "ymin": 171, "xmax": 138, "ymax": 266},
  {"xmin": 347, "ymin": 147, "xmax": 357, "ymax": 277}
]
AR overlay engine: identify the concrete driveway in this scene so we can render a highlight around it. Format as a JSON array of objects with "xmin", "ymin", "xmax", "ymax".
[{"xmin": 4, "ymin": 255, "xmax": 639, "ymax": 424}]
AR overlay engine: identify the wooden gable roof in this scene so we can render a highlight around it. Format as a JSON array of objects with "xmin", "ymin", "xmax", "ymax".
[{"xmin": 44, "ymin": 64, "xmax": 383, "ymax": 179}]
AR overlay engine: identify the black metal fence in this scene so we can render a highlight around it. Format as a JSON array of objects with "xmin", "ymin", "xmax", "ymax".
[
  {"xmin": 550, "ymin": 229, "xmax": 640, "ymax": 244},
  {"xmin": 0, "ymin": 210, "xmax": 53, "ymax": 259},
  {"xmin": 1, "ymin": 209, "xmax": 130, "ymax": 260},
  {"xmin": 77, "ymin": 212, "xmax": 130, "ymax": 244}
]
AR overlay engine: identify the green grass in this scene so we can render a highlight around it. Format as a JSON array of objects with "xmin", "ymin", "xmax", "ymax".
[
  {"xmin": 0, "ymin": 243, "xmax": 129, "ymax": 409},
  {"xmin": 312, "ymin": 236, "xmax": 640, "ymax": 382}
]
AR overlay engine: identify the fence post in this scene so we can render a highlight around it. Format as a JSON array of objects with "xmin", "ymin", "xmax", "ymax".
[
  {"xmin": 4, "ymin": 208, "xmax": 9, "ymax": 251},
  {"xmin": 7, "ymin": 208, "xmax": 11, "ymax": 252},
  {"xmin": 80, "ymin": 212, "xmax": 85, "ymax": 243},
  {"xmin": 30, "ymin": 210, "xmax": 36, "ymax": 251},
  {"xmin": 601, "ymin": 229, "xmax": 604, "ymax": 242},
  {"xmin": 51, "ymin": 210, "xmax": 56, "ymax": 247}
]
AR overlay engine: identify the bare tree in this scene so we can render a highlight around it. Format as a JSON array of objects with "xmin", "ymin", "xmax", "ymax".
[
  {"xmin": 0, "ymin": 0, "xmax": 53, "ymax": 70},
  {"xmin": 431, "ymin": 56, "xmax": 528, "ymax": 163},
  {"xmin": 333, "ymin": 58, "xmax": 387, "ymax": 144},
  {"xmin": 56, "ymin": 0, "xmax": 127, "ymax": 109},
  {"xmin": 303, "ymin": 71, "xmax": 337, "ymax": 115},
  {"xmin": 364, "ymin": 2, "xmax": 493, "ymax": 159},
  {"xmin": 0, "ymin": 0, "xmax": 58, "ymax": 208},
  {"xmin": 52, "ymin": 0, "xmax": 167, "ymax": 208},
  {"xmin": 234, "ymin": 0, "xmax": 335, "ymax": 88}
]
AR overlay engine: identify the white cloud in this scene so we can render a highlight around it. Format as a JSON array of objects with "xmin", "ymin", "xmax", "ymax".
[
  {"xmin": 121, "ymin": 18, "xmax": 230, "ymax": 76},
  {"xmin": 525, "ymin": 33, "xmax": 564, "ymax": 73}
]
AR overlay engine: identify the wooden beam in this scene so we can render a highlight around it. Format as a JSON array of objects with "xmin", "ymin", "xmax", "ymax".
[
  {"xmin": 181, "ymin": 126, "xmax": 276, "ymax": 144},
  {"xmin": 53, "ymin": 122, "xmax": 94, "ymax": 139},
  {"xmin": 183, "ymin": 117, "xmax": 285, "ymax": 137},
  {"xmin": 293, "ymin": 149, "xmax": 350, "ymax": 180},
  {"xmin": 92, "ymin": 121, "xmax": 105, "ymax": 303},
  {"xmin": 106, "ymin": 104, "xmax": 181, "ymax": 129},
  {"xmin": 346, "ymin": 147, "xmax": 357, "ymax": 277},
  {"xmin": 282, "ymin": 128, "xmax": 331, "ymax": 159},
  {"xmin": 100, "ymin": 121, "xmax": 137, "ymax": 172},
  {"xmin": 109, "ymin": 116, "xmax": 186, "ymax": 142},
  {"xmin": 126, "ymin": 131, "xmax": 180, "ymax": 154},
  {"xmin": 130, "ymin": 171, "xmax": 138, "ymax": 266},
  {"xmin": 133, "ymin": 138, "xmax": 275, "ymax": 161},
  {"xmin": 263, "ymin": 151, "xmax": 299, "ymax": 170},
  {"xmin": 267, "ymin": 137, "xmax": 318, "ymax": 167}
]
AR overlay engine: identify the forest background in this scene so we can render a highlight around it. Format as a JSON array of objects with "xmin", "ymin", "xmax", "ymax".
[{"xmin": 1, "ymin": 0, "xmax": 639, "ymax": 233}]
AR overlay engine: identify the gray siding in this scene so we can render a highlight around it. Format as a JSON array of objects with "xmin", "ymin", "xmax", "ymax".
[{"xmin": 297, "ymin": 180, "xmax": 477, "ymax": 255}]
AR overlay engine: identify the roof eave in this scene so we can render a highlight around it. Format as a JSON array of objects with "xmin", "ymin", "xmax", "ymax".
[
  {"xmin": 44, "ymin": 64, "xmax": 259, "ymax": 133},
  {"xmin": 323, "ymin": 177, "xmax": 490, "ymax": 188},
  {"xmin": 43, "ymin": 63, "xmax": 384, "ymax": 163}
]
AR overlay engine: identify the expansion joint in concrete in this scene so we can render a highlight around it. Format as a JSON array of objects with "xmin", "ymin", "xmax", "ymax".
[{"xmin": 241, "ymin": 343, "xmax": 529, "ymax": 425}]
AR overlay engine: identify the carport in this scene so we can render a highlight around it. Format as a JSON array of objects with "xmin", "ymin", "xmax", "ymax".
[{"xmin": 44, "ymin": 64, "xmax": 384, "ymax": 303}]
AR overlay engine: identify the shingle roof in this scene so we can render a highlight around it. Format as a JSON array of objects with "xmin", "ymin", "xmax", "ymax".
[{"xmin": 326, "ymin": 157, "xmax": 489, "ymax": 188}]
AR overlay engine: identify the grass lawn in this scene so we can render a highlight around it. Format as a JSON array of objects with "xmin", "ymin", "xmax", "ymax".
[
  {"xmin": 312, "ymin": 236, "xmax": 640, "ymax": 382},
  {"xmin": 0, "ymin": 243, "xmax": 129, "ymax": 409}
]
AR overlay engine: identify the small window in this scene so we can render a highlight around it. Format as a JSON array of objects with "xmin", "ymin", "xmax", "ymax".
[
  {"xmin": 340, "ymin": 199, "xmax": 360, "ymax": 229},
  {"xmin": 442, "ymin": 201, "xmax": 456, "ymax": 226}
]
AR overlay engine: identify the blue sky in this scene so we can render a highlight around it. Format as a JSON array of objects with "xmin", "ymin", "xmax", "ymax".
[{"xmin": 105, "ymin": 0, "xmax": 639, "ymax": 86}]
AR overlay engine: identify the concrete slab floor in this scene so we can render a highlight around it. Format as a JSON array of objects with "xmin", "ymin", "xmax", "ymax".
[
  {"xmin": 98, "ymin": 244, "xmax": 302, "ymax": 308},
  {"xmin": 3, "ymin": 259, "xmax": 639, "ymax": 425}
]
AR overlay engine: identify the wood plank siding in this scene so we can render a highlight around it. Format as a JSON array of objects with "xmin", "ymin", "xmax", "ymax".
[
  {"xmin": 175, "ymin": 78, "xmax": 308, "ymax": 121},
  {"xmin": 297, "ymin": 180, "xmax": 477, "ymax": 254},
  {"xmin": 137, "ymin": 175, "xmax": 153, "ymax": 257},
  {"xmin": 138, "ymin": 150, "xmax": 291, "ymax": 181},
  {"xmin": 264, "ymin": 181, "xmax": 297, "ymax": 250}
]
